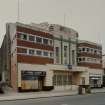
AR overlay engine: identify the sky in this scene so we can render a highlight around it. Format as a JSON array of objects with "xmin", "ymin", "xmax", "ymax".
[{"xmin": 0, "ymin": 0, "xmax": 105, "ymax": 52}]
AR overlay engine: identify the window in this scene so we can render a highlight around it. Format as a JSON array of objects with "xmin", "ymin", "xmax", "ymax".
[
  {"xmin": 94, "ymin": 50, "xmax": 97, "ymax": 54},
  {"xmin": 87, "ymin": 48, "xmax": 89, "ymax": 52},
  {"xmin": 91, "ymin": 48, "xmax": 93, "ymax": 52},
  {"xmin": 78, "ymin": 58, "xmax": 82, "ymax": 62},
  {"xmin": 55, "ymin": 47, "xmax": 59, "ymax": 63},
  {"xmin": 49, "ymin": 25, "xmax": 54, "ymax": 31},
  {"xmin": 43, "ymin": 38, "xmax": 48, "ymax": 45},
  {"xmin": 56, "ymin": 47, "xmax": 59, "ymax": 57},
  {"xmin": 36, "ymin": 37, "xmax": 42, "ymax": 43},
  {"xmin": 82, "ymin": 58, "xmax": 85, "ymax": 61},
  {"xmin": 29, "ymin": 49, "xmax": 35, "ymax": 55},
  {"xmin": 49, "ymin": 40, "xmax": 53, "ymax": 45},
  {"xmin": 82, "ymin": 48, "xmax": 85, "ymax": 52},
  {"xmin": 64, "ymin": 46, "xmax": 67, "ymax": 57},
  {"xmin": 21, "ymin": 48, "xmax": 27, "ymax": 54},
  {"xmin": 53, "ymin": 74, "xmax": 72, "ymax": 86},
  {"xmin": 29, "ymin": 35, "xmax": 35, "ymax": 41},
  {"xmin": 21, "ymin": 34, "xmax": 27, "ymax": 40},
  {"xmin": 72, "ymin": 50, "xmax": 75, "ymax": 65},
  {"xmin": 50, "ymin": 52, "xmax": 53, "ymax": 57},
  {"xmin": 36, "ymin": 50, "xmax": 42, "ymax": 55},
  {"xmin": 43, "ymin": 51, "xmax": 48, "ymax": 56}
]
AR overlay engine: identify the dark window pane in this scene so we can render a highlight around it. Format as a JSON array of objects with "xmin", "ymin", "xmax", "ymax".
[
  {"xmin": 29, "ymin": 35, "xmax": 35, "ymax": 41},
  {"xmin": 36, "ymin": 37, "xmax": 42, "ymax": 43},
  {"xmin": 43, "ymin": 38, "xmax": 48, "ymax": 45},
  {"xmin": 43, "ymin": 51, "xmax": 48, "ymax": 56},
  {"xmin": 29, "ymin": 49, "xmax": 35, "ymax": 55},
  {"xmin": 36, "ymin": 50, "xmax": 42, "ymax": 55}
]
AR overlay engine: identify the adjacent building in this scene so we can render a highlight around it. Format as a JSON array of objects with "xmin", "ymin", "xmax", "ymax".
[{"xmin": 77, "ymin": 40, "xmax": 103, "ymax": 87}]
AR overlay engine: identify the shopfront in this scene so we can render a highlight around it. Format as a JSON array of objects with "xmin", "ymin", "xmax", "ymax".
[
  {"xmin": 21, "ymin": 71, "xmax": 46, "ymax": 91},
  {"xmin": 89, "ymin": 76, "xmax": 102, "ymax": 88}
]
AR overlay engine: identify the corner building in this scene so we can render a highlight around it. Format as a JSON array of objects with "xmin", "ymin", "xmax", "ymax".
[
  {"xmin": 3, "ymin": 22, "xmax": 86, "ymax": 92},
  {"xmin": 2, "ymin": 22, "xmax": 102, "ymax": 92}
]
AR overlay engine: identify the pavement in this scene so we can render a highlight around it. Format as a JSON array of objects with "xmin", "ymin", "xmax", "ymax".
[
  {"xmin": 0, "ymin": 87, "xmax": 105, "ymax": 101},
  {"xmin": 0, "ymin": 90, "xmax": 78, "ymax": 101},
  {"xmin": 0, "ymin": 93, "xmax": 105, "ymax": 105}
]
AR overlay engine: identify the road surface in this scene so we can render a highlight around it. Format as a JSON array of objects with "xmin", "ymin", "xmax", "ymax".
[{"xmin": 0, "ymin": 93, "xmax": 105, "ymax": 105}]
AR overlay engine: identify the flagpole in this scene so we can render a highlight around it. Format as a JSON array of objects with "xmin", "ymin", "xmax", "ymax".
[{"xmin": 17, "ymin": 0, "xmax": 20, "ymax": 22}]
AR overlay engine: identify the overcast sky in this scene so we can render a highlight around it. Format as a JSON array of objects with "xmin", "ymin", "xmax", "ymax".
[{"xmin": 0, "ymin": 0, "xmax": 105, "ymax": 52}]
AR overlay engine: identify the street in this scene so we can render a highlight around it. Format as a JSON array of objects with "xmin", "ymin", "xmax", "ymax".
[{"xmin": 0, "ymin": 93, "xmax": 105, "ymax": 105}]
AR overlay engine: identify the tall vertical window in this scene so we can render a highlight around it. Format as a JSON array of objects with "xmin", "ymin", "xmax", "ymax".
[
  {"xmin": 72, "ymin": 50, "xmax": 75, "ymax": 65},
  {"xmin": 64, "ymin": 46, "xmax": 68, "ymax": 64},
  {"xmin": 55, "ymin": 47, "xmax": 59, "ymax": 63}
]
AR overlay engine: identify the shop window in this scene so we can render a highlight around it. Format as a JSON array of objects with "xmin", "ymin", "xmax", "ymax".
[
  {"xmin": 29, "ymin": 35, "xmax": 35, "ymax": 42},
  {"xmin": 43, "ymin": 38, "xmax": 48, "ymax": 45},
  {"xmin": 29, "ymin": 49, "xmax": 35, "ymax": 55},
  {"xmin": 36, "ymin": 37, "xmax": 42, "ymax": 43},
  {"xmin": 36, "ymin": 50, "xmax": 42, "ymax": 56},
  {"xmin": 53, "ymin": 75, "xmax": 57, "ymax": 85}
]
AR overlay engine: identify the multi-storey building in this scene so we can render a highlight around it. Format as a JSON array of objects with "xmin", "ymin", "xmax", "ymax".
[
  {"xmin": 77, "ymin": 40, "xmax": 103, "ymax": 87},
  {"xmin": 1, "ymin": 22, "xmax": 88, "ymax": 92},
  {"xmin": 0, "ymin": 22, "xmax": 103, "ymax": 92}
]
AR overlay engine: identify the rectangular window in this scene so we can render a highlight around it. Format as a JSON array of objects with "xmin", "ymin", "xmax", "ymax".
[
  {"xmin": 72, "ymin": 50, "xmax": 75, "ymax": 65},
  {"xmin": 36, "ymin": 50, "xmax": 42, "ymax": 55},
  {"xmin": 43, "ymin": 51, "xmax": 48, "ymax": 56},
  {"xmin": 50, "ymin": 52, "xmax": 53, "ymax": 57},
  {"xmin": 87, "ymin": 48, "xmax": 89, "ymax": 52},
  {"xmin": 43, "ymin": 38, "xmax": 48, "ymax": 45},
  {"xmin": 55, "ymin": 47, "xmax": 59, "ymax": 63},
  {"xmin": 64, "ymin": 46, "xmax": 67, "ymax": 57},
  {"xmin": 21, "ymin": 34, "xmax": 27, "ymax": 40},
  {"xmin": 21, "ymin": 48, "xmax": 27, "ymax": 54},
  {"xmin": 29, "ymin": 35, "xmax": 35, "ymax": 42},
  {"xmin": 82, "ymin": 48, "xmax": 85, "ymax": 52},
  {"xmin": 36, "ymin": 37, "xmax": 42, "ymax": 43},
  {"xmin": 49, "ymin": 40, "xmax": 53, "ymax": 46},
  {"xmin": 29, "ymin": 49, "xmax": 35, "ymax": 55}
]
